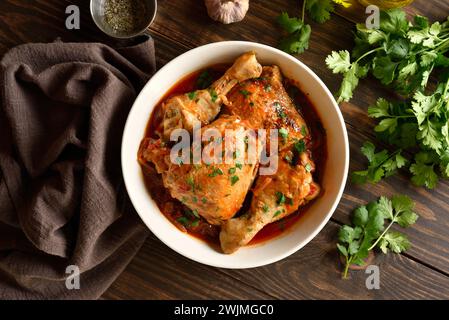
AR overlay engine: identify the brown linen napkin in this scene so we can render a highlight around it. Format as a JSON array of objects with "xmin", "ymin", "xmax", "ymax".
[{"xmin": 0, "ymin": 36, "xmax": 155, "ymax": 299}]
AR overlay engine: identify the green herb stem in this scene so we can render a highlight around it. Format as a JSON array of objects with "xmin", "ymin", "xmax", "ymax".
[
  {"xmin": 376, "ymin": 148, "xmax": 402, "ymax": 170},
  {"xmin": 355, "ymin": 47, "xmax": 383, "ymax": 64},
  {"xmin": 368, "ymin": 218, "xmax": 396, "ymax": 251},
  {"xmin": 342, "ymin": 256, "xmax": 352, "ymax": 279},
  {"xmin": 301, "ymin": 0, "xmax": 307, "ymax": 22}
]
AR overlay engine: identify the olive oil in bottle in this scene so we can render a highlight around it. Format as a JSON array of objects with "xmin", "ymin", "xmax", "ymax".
[{"xmin": 358, "ymin": 0, "xmax": 414, "ymax": 9}]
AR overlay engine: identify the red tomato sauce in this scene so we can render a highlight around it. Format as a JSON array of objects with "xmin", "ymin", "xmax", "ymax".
[{"xmin": 142, "ymin": 64, "xmax": 327, "ymax": 249}]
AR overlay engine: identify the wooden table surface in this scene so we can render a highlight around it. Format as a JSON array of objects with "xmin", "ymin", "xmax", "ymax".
[{"xmin": 2, "ymin": 0, "xmax": 449, "ymax": 299}]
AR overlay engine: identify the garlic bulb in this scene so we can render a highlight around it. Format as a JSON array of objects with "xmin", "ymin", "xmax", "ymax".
[{"xmin": 205, "ymin": 0, "xmax": 249, "ymax": 24}]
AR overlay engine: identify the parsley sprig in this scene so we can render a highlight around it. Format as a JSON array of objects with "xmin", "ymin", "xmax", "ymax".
[
  {"xmin": 326, "ymin": 10, "xmax": 449, "ymax": 103},
  {"xmin": 327, "ymin": 9, "xmax": 449, "ymax": 189},
  {"xmin": 337, "ymin": 195, "xmax": 419, "ymax": 279},
  {"xmin": 352, "ymin": 141, "xmax": 407, "ymax": 184},
  {"xmin": 277, "ymin": 0, "xmax": 351, "ymax": 54},
  {"xmin": 355, "ymin": 76, "xmax": 449, "ymax": 188}
]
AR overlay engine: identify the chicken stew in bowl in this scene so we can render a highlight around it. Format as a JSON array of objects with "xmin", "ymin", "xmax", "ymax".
[{"xmin": 138, "ymin": 52, "xmax": 327, "ymax": 254}]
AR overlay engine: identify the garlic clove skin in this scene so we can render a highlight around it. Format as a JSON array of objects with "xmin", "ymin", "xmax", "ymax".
[{"xmin": 205, "ymin": 0, "xmax": 249, "ymax": 24}]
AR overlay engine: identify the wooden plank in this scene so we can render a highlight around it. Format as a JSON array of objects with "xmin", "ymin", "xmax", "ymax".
[
  {"xmin": 102, "ymin": 234, "xmax": 273, "ymax": 299},
  {"xmin": 104, "ymin": 221, "xmax": 449, "ymax": 299},
  {"xmin": 335, "ymin": 125, "xmax": 449, "ymax": 274},
  {"xmin": 220, "ymin": 221, "xmax": 449, "ymax": 300}
]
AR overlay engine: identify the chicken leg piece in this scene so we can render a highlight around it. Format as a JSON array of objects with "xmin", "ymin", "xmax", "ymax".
[
  {"xmin": 220, "ymin": 65, "xmax": 321, "ymax": 253},
  {"xmin": 162, "ymin": 51, "xmax": 262, "ymax": 140},
  {"xmin": 139, "ymin": 115, "xmax": 261, "ymax": 225}
]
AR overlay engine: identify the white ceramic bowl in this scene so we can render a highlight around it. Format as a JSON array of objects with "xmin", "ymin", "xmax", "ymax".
[{"xmin": 122, "ymin": 41, "xmax": 349, "ymax": 269}]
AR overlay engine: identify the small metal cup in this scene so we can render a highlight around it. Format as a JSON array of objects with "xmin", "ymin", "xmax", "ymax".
[{"xmin": 90, "ymin": 0, "xmax": 157, "ymax": 39}]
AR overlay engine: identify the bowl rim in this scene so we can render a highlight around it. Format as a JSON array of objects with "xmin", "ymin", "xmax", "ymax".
[{"xmin": 121, "ymin": 41, "xmax": 349, "ymax": 269}]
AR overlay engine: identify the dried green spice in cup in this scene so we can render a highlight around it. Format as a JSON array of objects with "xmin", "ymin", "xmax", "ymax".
[
  {"xmin": 90, "ymin": 0, "xmax": 157, "ymax": 39},
  {"xmin": 104, "ymin": 0, "xmax": 148, "ymax": 35}
]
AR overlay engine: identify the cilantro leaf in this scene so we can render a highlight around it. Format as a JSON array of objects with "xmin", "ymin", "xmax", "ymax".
[
  {"xmin": 277, "ymin": 12, "xmax": 311, "ymax": 54},
  {"xmin": 352, "ymin": 205, "xmax": 369, "ymax": 227},
  {"xmin": 305, "ymin": 0, "xmax": 335, "ymax": 24},
  {"xmin": 378, "ymin": 231, "xmax": 411, "ymax": 254},
  {"xmin": 377, "ymin": 196, "xmax": 394, "ymax": 220},
  {"xmin": 335, "ymin": 62, "xmax": 366, "ymax": 103},
  {"xmin": 337, "ymin": 195, "xmax": 418, "ymax": 279},
  {"xmin": 279, "ymin": 23, "xmax": 311, "ymax": 54},
  {"xmin": 326, "ymin": 50, "xmax": 352, "ymax": 74},
  {"xmin": 338, "ymin": 225, "xmax": 362, "ymax": 244},
  {"xmin": 379, "ymin": 9, "xmax": 409, "ymax": 35},
  {"xmin": 368, "ymin": 98, "xmax": 391, "ymax": 118},
  {"xmin": 352, "ymin": 141, "xmax": 406, "ymax": 184},
  {"xmin": 372, "ymin": 56, "xmax": 398, "ymax": 85},
  {"xmin": 410, "ymin": 159, "xmax": 438, "ymax": 189},
  {"xmin": 277, "ymin": 12, "xmax": 302, "ymax": 34}
]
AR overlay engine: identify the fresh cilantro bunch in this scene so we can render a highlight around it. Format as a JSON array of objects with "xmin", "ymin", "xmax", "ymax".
[
  {"xmin": 337, "ymin": 195, "xmax": 418, "ymax": 279},
  {"xmin": 277, "ymin": 0, "xmax": 351, "ymax": 54},
  {"xmin": 353, "ymin": 76, "xmax": 449, "ymax": 188},
  {"xmin": 326, "ymin": 10, "xmax": 449, "ymax": 103}
]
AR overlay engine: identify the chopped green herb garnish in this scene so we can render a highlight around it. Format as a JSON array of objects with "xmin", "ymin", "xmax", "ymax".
[
  {"xmin": 209, "ymin": 89, "xmax": 218, "ymax": 103},
  {"xmin": 278, "ymin": 110, "xmax": 287, "ymax": 119},
  {"xmin": 262, "ymin": 204, "xmax": 269, "ymax": 213},
  {"xmin": 192, "ymin": 196, "xmax": 198, "ymax": 203},
  {"xmin": 279, "ymin": 128, "xmax": 289, "ymax": 141},
  {"xmin": 228, "ymin": 167, "xmax": 236, "ymax": 174},
  {"xmin": 191, "ymin": 220, "xmax": 200, "ymax": 227},
  {"xmin": 273, "ymin": 210, "xmax": 282, "ymax": 218},
  {"xmin": 264, "ymin": 84, "xmax": 272, "ymax": 92},
  {"xmin": 287, "ymin": 197, "xmax": 294, "ymax": 205},
  {"xmin": 187, "ymin": 91, "xmax": 197, "ymax": 100},
  {"xmin": 181, "ymin": 196, "xmax": 188, "ymax": 203},
  {"xmin": 186, "ymin": 177, "xmax": 195, "ymax": 192},
  {"xmin": 276, "ymin": 191, "xmax": 286, "ymax": 205},
  {"xmin": 284, "ymin": 154, "xmax": 293, "ymax": 164},
  {"xmin": 274, "ymin": 102, "xmax": 286, "ymax": 119},
  {"xmin": 209, "ymin": 167, "xmax": 224, "ymax": 177},
  {"xmin": 177, "ymin": 217, "xmax": 190, "ymax": 226},
  {"xmin": 201, "ymin": 197, "xmax": 207, "ymax": 204},
  {"xmin": 300, "ymin": 125, "xmax": 307, "ymax": 136},
  {"xmin": 294, "ymin": 140, "xmax": 306, "ymax": 153},
  {"xmin": 240, "ymin": 89, "xmax": 251, "ymax": 98},
  {"xmin": 230, "ymin": 175, "xmax": 239, "ymax": 185},
  {"xmin": 235, "ymin": 162, "xmax": 243, "ymax": 169},
  {"xmin": 192, "ymin": 209, "xmax": 200, "ymax": 219},
  {"xmin": 305, "ymin": 163, "xmax": 312, "ymax": 172}
]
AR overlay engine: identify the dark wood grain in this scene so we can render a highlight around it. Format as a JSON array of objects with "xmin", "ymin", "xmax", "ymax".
[
  {"xmin": 102, "ymin": 233, "xmax": 274, "ymax": 300},
  {"xmin": 103, "ymin": 221, "xmax": 449, "ymax": 300},
  {"xmin": 1, "ymin": 0, "xmax": 449, "ymax": 300}
]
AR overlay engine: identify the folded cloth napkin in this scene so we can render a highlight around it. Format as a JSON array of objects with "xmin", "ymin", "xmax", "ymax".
[{"xmin": 0, "ymin": 37, "xmax": 155, "ymax": 299}]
